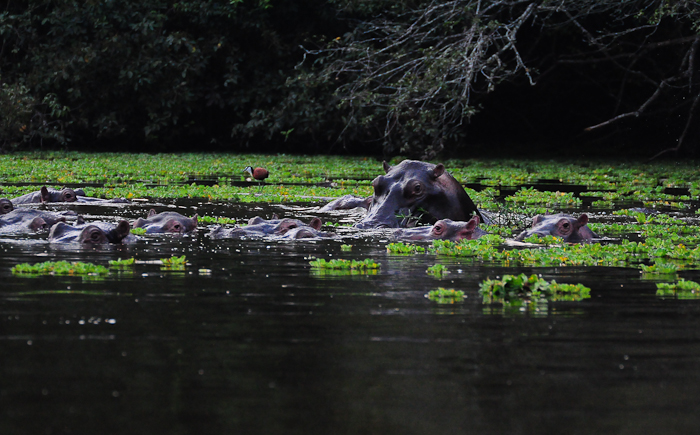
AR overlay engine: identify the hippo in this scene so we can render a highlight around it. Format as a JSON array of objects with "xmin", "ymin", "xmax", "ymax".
[
  {"xmin": 11, "ymin": 186, "xmax": 78, "ymax": 204},
  {"xmin": 209, "ymin": 216, "xmax": 324, "ymax": 239},
  {"xmin": 272, "ymin": 225, "xmax": 333, "ymax": 240},
  {"xmin": 355, "ymin": 160, "xmax": 483, "ymax": 229},
  {"xmin": 73, "ymin": 189, "xmax": 131, "ymax": 204},
  {"xmin": 0, "ymin": 209, "xmax": 70, "ymax": 233},
  {"xmin": 515, "ymin": 213, "xmax": 597, "ymax": 243},
  {"xmin": 132, "ymin": 209, "xmax": 198, "ymax": 234},
  {"xmin": 395, "ymin": 216, "xmax": 486, "ymax": 241},
  {"xmin": 319, "ymin": 195, "xmax": 372, "ymax": 212},
  {"xmin": 0, "ymin": 198, "xmax": 13, "ymax": 214},
  {"xmin": 48, "ymin": 220, "xmax": 133, "ymax": 244}
]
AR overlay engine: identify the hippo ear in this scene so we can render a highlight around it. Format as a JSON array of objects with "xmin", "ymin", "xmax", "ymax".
[
  {"xmin": 466, "ymin": 215, "xmax": 480, "ymax": 230},
  {"xmin": 271, "ymin": 213, "xmax": 279, "ymax": 220},
  {"xmin": 147, "ymin": 209, "xmax": 157, "ymax": 218},
  {"xmin": 40, "ymin": 186, "xmax": 50, "ymax": 203},
  {"xmin": 532, "ymin": 215, "xmax": 545, "ymax": 227},
  {"xmin": 76, "ymin": 215, "xmax": 85, "ymax": 225},
  {"xmin": 248, "ymin": 216, "xmax": 264, "ymax": 225},
  {"xmin": 107, "ymin": 220, "xmax": 131, "ymax": 243},
  {"xmin": 382, "ymin": 161, "xmax": 392, "ymax": 173},
  {"xmin": 577, "ymin": 214, "xmax": 589, "ymax": 226},
  {"xmin": 309, "ymin": 217, "xmax": 322, "ymax": 230},
  {"xmin": 191, "ymin": 214, "xmax": 198, "ymax": 227},
  {"xmin": 432, "ymin": 164, "xmax": 445, "ymax": 179},
  {"xmin": 30, "ymin": 217, "xmax": 47, "ymax": 231}
]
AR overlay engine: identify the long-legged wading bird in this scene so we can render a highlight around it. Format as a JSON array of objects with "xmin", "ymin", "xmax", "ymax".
[{"xmin": 244, "ymin": 166, "xmax": 269, "ymax": 192}]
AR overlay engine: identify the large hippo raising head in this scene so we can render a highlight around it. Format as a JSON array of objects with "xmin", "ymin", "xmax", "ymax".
[{"xmin": 355, "ymin": 160, "xmax": 482, "ymax": 229}]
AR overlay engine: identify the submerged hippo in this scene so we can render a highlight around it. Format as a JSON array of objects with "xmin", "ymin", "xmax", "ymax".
[
  {"xmin": 132, "ymin": 209, "xmax": 198, "ymax": 234},
  {"xmin": 319, "ymin": 195, "xmax": 372, "ymax": 212},
  {"xmin": 209, "ymin": 216, "xmax": 324, "ymax": 239},
  {"xmin": 48, "ymin": 220, "xmax": 133, "ymax": 244},
  {"xmin": 355, "ymin": 160, "xmax": 483, "ymax": 229},
  {"xmin": 73, "ymin": 189, "xmax": 131, "ymax": 204},
  {"xmin": 11, "ymin": 186, "xmax": 79, "ymax": 204},
  {"xmin": 395, "ymin": 216, "xmax": 486, "ymax": 241},
  {"xmin": 0, "ymin": 198, "xmax": 13, "ymax": 214},
  {"xmin": 0, "ymin": 209, "xmax": 70, "ymax": 233},
  {"xmin": 515, "ymin": 213, "xmax": 597, "ymax": 243}
]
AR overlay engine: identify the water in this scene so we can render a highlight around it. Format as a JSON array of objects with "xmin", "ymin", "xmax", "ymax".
[{"xmin": 2, "ymin": 200, "xmax": 700, "ymax": 434}]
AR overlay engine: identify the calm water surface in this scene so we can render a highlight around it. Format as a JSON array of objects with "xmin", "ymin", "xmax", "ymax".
[{"xmin": 2, "ymin": 201, "xmax": 700, "ymax": 434}]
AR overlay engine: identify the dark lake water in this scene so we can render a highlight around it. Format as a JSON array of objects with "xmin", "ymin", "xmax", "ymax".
[{"xmin": 3, "ymin": 200, "xmax": 700, "ymax": 434}]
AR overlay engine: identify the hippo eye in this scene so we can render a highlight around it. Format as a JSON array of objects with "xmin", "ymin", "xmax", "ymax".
[
  {"xmin": 172, "ymin": 223, "xmax": 181, "ymax": 231},
  {"xmin": 433, "ymin": 224, "xmax": 443, "ymax": 234}
]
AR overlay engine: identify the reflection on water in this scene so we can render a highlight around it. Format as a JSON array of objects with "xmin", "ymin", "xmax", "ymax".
[{"xmin": 2, "ymin": 202, "xmax": 700, "ymax": 434}]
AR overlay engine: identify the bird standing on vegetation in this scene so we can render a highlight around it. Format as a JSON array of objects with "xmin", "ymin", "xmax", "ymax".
[{"xmin": 244, "ymin": 166, "xmax": 269, "ymax": 192}]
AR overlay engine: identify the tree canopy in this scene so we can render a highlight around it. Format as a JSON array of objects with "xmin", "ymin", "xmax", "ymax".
[{"xmin": 1, "ymin": 0, "xmax": 698, "ymax": 158}]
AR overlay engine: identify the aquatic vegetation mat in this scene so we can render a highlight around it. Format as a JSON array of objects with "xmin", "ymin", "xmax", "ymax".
[
  {"xmin": 479, "ymin": 274, "xmax": 591, "ymax": 304},
  {"xmin": 12, "ymin": 261, "xmax": 110, "ymax": 276},
  {"xmin": 427, "ymin": 287, "xmax": 465, "ymax": 304}
]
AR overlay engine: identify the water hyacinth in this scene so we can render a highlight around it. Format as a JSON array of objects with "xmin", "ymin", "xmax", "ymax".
[
  {"xmin": 479, "ymin": 273, "xmax": 591, "ymax": 305},
  {"xmin": 309, "ymin": 258, "xmax": 380, "ymax": 270},
  {"xmin": 656, "ymin": 279, "xmax": 700, "ymax": 299},
  {"xmin": 12, "ymin": 261, "xmax": 110, "ymax": 276},
  {"xmin": 387, "ymin": 242, "xmax": 426, "ymax": 254},
  {"xmin": 427, "ymin": 287, "xmax": 465, "ymax": 304}
]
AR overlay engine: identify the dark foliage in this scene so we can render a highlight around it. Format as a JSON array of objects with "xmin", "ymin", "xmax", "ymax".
[{"xmin": 1, "ymin": 1, "xmax": 698, "ymax": 158}]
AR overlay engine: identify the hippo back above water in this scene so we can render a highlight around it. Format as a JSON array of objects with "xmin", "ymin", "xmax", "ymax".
[
  {"xmin": 355, "ymin": 160, "xmax": 483, "ymax": 229},
  {"xmin": 515, "ymin": 213, "xmax": 597, "ymax": 243}
]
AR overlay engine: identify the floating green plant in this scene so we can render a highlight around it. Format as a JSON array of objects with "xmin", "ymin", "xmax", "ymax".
[
  {"xmin": 12, "ymin": 261, "xmax": 110, "ymax": 276},
  {"xmin": 656, "ymin": 279, "xmax": 700, "ymax": 298},
  {"xmin": 426, "ymin": 263, "xmax": 448, "ymax": 276},
  {"xmin": 340, "ymin": 244, "xmax": 353, "ymax": 251},
  {"xmin": 387, "ymin": 242, "xmax": 426, "ymax": 254},
  {"xmin": 309, "ymin": 258, "xmax": 380, "ymax": 270},
  {"xmin": 199, "ymin": 216, "xmax": 237, "ymax": 225},
  {"xmin": 427, "ymin": 287, "xmax": 465, "ymax": 304},
  {"xmin": 479, "ymin": 273, "xmax": 591, "ymax": 304},
  {"xmin": 130, "ymin": 227, "xmax": 147, "ymax": 236},
  {"xmin": 639, "ymin": 262, "xmax": 679, "ymax": 275},
  {"xmin": 309, "ymin": 257, "xmax": 380, "ymax": 276},
  {"xmin": 522, "ymin": 234, "xmax": 564, "ymax": 246},
  {"xmin": 108, "ymin": 258, "xmax": 136, "ymax": 269},
  {"xmin": 161, "ymin": 255, "xmax": 187, "ymax": 269}
]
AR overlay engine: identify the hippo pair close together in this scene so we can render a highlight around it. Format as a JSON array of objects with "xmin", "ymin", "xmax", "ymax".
[
  {"xmin": 48, "ymin": 210, "xmax": 199, "ymax": 244},
  {"xmin": 322, "ymin": 159, "xmax": 596, "ymax": 243}
]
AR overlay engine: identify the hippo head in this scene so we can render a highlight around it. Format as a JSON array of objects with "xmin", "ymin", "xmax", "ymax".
[
  {"xmin": 356, "ymin": 160, "xmax": 449, "ymax": 229},
  {"xmin": 274, "ymin": 217, "xmax": 322, "ymax": 235},
  {"xmin": 133, "ymin": 209, "xmax": 198, "ymax": 234},
  {"xmin": 0, "ymin": 198, "xmax": 13, "ymax": 214},
  {"xmin": 515, "ymin": 213, "xmax": 595, "ymax": 242},
  {"xmin": 49, "ymin": 220, "xmax": 132, "ymax": 244},
  {"xmin": 42, "ymin": 186, "xmax": 78, "ymax": 203},
  {"xmin": 430, "ymin": 216, "xmax": 482, "ymax": 241}
]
